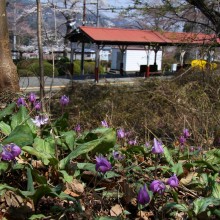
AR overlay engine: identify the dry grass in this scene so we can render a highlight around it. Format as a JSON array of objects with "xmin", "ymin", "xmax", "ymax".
[{"xmin": 51, "ymin": 69, "xmax": 220, "ymax": 148}]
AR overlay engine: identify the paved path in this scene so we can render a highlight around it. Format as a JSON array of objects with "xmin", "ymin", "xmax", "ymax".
[{"xmin": 19, "ymin": 73, "xmax": 173, "ymax": 92}]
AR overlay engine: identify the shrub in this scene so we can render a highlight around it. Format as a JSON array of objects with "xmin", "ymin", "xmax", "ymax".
[
  {"xmin": 17, "ymin": 68, "xmax": 34, "ymax": 77},
  {"xmin": 27, "ymin": 60, "xmax": 59, "ymax": 77},
  {"xmin": 17, "ymin": 59, "xmax": 59, "ymax": 77}
]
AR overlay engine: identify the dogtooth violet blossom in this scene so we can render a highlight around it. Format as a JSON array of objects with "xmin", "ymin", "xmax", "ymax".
[
  {"xmin": 34, "ymin": 101, "xmax": 41, "ymax": 111},
  {"xmin": 60, "ymin": 95, "xmax": 69, "ymax": 106},
  {"xmin": 113, "ymin": 151, "xmax": 124, "ymax": 160},
  {"xmin": 150, "ymin": 180, "xmax": 166, "ymax": 194},
  {"xmin": 28, "ymin": 92, "xmax": 36, "ymax": 103},
  {"xmin": 152, "ymin": 138, "xmax": 164, "ymax": 154},
  {"xmin": 32, "ymin": 115, "xmax": 49, "ymax": 127},
  {"xmin": 95, "ymin": 155, "xmax": 112, "ymax": 173},
  {"xmin": 101, "ymin": 120, "xmax": 108, "ymax": 128},
  {"xmin": 183, "ymin": 128, "xmax": 190, "ymax": 138},
  {"xmin": 75, "ymin": 124, "xmax": 81, "ymax": 133},
  {"xmin": 137, "ymin": 184, "xmax": 150, "ymax": 205},
  {"xmin": 117, "ymin": 128, "xmax": 125, "ymax": 139},
  {"xmin": 17, "ymin": 97, "xmax": 26, "ymax": 107},
  {"xmin": 167, "ymin": 174, "xmax": 179, "ymax": 187},
  {"xmin": 179, "ymin": 135, "xmax": 186, "ymax": 145},
  {"xmin": 1, "ymin": 143, "xmax": 21, "ymax": 161}
]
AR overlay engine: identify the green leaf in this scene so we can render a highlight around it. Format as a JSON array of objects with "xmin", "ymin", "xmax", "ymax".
[
  {"xmin": 28, "ymin": 214, "xmax": 46, "ymax": 220},
  {"xmin": 164, "ymin": 146, "xmax": 174, "ymax": 166},
  {"xmin": 11, "ymin": 106, "xmax": 37, "ymax": 133},
  {"xmin": 163, "ymin": 202, "xmax": 188, "ymax": 212},
  {"xmin": 26, "ymin": 167, "xmax": 34, "ymax": 192},
  {"xmin": 77, "ymin": 163, "xmax": 96, "ymax": 172},
  {"xmin": 2, "ymin": 124, "xmax": 34, "ymax": 147},
  {"xmin": 59, "ymin": 170, "xmax": 73, "ymax": 183},
  {"xmin": 194, "ymin": 160, "xmax": 218, "ymax": 172},
  {"xmin": 193, "ymin": 197, "xmax": 220, "ymax": 215},
  {"xmin": 211, "ymin": 182, "xmax": 220, "ymax": 199},
  {"xmin": 31, "ymin": 169, "xmax": 47, "ymax": 184},
  {"xmin": 0, "ymin": 121, "xmax": 11, "ymax": 136},
  {"xmin": 102, "ymin": 190, "xmax": 124, "ymax": 199},
  {"xmin": 33, "ymin": 137, "xmax": 55, "ymax": 156},
  {"xmin": 104, "ymin": 171, "xmax": 121, "ymax": 179},
  {"xmin": 171, "ymin": 163, "xmax": 184, "ymax": 176},
  {"xmin": 0, "ymin": 103, "xmax": 16, "ymax": 120},
  {"xmin": 22, "ymin": 146, "xmax": 50, "ymax": 165},
  {"xmin": 59, "ymin": 128, "xmax": 116, "ymax": 169},
  {"xmin": 61, "ymin": 130, "xmax": 76, "ymax": 151},
  {"xmin": 0, "ymin": 162, "xmax": 9, "ymax": 174}
]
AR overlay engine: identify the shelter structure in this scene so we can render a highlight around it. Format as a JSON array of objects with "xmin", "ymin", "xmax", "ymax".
[{"xmin": 66, "ymin": 26, "xmax": 220, "ymax": 82}]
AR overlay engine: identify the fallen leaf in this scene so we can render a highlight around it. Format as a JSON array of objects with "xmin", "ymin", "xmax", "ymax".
[
  {"xmin": 65, "ymin": 179, "xmax": 84, "ymax": 197},
  {"xmin": 110, "ymin": 204, "xmax": 123, "ymax": 216},
  {"xmin": 180, "ymin": 172, "xmax": 198, "ymax": 185}
]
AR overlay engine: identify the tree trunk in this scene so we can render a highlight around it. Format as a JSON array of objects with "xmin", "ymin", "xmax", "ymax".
[{"xmin": 0, "ymin": 0, "xmax": 20, "ymax": 92}]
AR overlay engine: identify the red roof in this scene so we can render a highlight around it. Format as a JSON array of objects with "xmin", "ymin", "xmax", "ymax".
[
  {"xmin": 80, "ymin": 26, "xmax": 171, "ymax": 44},
  {"xmin": 67, "ymin": 26, "xmax": 220, "ymax": 46}
]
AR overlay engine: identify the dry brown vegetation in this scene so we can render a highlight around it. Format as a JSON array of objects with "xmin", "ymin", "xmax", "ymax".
[{"xmin": 51, "ymin": 69, "xmax": 220, "ymax": 149}]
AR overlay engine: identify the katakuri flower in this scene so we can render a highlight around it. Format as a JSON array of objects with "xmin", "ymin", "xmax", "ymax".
[
  {"xmin": 167, "ymin": 174, "xmax": 179, "ymax": 187},
  {"xmin": 137, "ymin": 184, "xmax": 150, "ymax": 205},
  {"xmin": 28, "ymin": 92, "xmax": 36, "ymax": 103},
  {"xmin": 75, "ymin": 124, "xmax": 81, "ymax": 133},
  {"xmin": 128, "ymin": 139, "xmax": 137, "ymax": 146},
  {"xmin": 34, "ymin": 101, "xmax": 41, "ymax": 111},
  {"xmin": 95, "ymin": 155, "xmax": 112, "ymax": 173},
  {"xmin": 113, "ymin": 151, "xmax": 124, "ymax": 160},
  {"xmin": 101, "ymin": 120, "xmax": 108, "ymax": 128},
  {"xmin": 32, "ymin": 115, "xmax": 49, "ymax": 127},
  {"xmin": 179, "ymin": 135, "xmax": 186, "ymax": 145},
  {"xmin": 152, "ymin": 138, "xmax": 164, "ymax": 154},
  {"xmin": 60, "ymin": 95, "xmax": 69, "ymax": 106},
  {"xmin": 1, "ymin": 143, "xmax": 21, "ymax": 161},
  {"xmin": 150, "ymin": 180, "xmax": 166, "ymax": 194},
  {"xmin": 17, "ymin": 97, "xmax": 26, "ymax": 107},
  {"xmin": 117, "ymin": 128, "xmax": 125, "ymax": 139},
  {"xmin": 183, "ymin": 128, "xmax": 190, "ymax": 138}
]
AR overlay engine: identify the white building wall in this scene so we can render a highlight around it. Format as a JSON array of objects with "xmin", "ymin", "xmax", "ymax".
[
  {"xmin": 124, "ymin": 49, "xmax": 162, "ymax": 71},
  {"xmin": 111, "ymin": 48, "xmax": 162, "ymax": 72}
]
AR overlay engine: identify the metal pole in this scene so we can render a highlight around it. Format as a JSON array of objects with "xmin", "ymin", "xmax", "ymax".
[{"xmin": 80, "ymin": 0, "xmax": 86, "ymax": 75}]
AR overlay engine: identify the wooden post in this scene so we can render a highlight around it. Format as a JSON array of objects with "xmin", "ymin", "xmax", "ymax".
[{"xmin": 95, "ymin": 45, "xmax": 100, "ymax": 83}]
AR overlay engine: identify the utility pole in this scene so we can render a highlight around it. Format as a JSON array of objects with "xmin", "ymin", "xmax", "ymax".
[
  {"xmin": 96, "ymin": 0, "xmax": 99, "ymax": 27},
  {"xmin": 80, "ymin": 0, "xmax": 86, "ymax": 75}
]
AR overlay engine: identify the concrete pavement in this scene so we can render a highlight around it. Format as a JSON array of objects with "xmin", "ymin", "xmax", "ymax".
[{"xmin": 19, "ymin": 73, "xmax": 173, "ymax": 92}]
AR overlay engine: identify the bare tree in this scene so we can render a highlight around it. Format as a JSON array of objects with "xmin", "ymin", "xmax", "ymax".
[{"xmin": 0, "ymin": 0, "xmax": 20, "ymax": 92}]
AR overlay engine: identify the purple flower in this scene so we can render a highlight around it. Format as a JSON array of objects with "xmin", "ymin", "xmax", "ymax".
[
  {"xmin": 179, "ymin": 136, "xmax": 186, "ymax": 145},
  {"xmin": 95, "ymin": 155, "xmax": 112, "ymax": 173},
  {"xmin": 152, "ymin": 138, "xmax": 164, "ymax": 154},
  {"xmin": 60, "ymin": 95, "xmax": 69, "ymax": 106},
  {"xmin": 167, "ymin": 174, "xmax": 179, "ymax": 187},
  {"xmin": 1, "ymin": 143, "xmax": 21, "ymax": 161},
  {"xmin": 150, "ymin": 180, "xmax": 166, "ymax": 194},
  {"xmin": 34, "ymin": 101, "xmax": 41, "ymax": 111},
  {"xmin": 28, "ymin": 92, "xmax": 36, "ymax": 103},
  {"xmin": 117, "ymin": 128, "xmax": 125, "ymax": 139},
  {"xmin": 137, "ymin": 184, "xmax": 150, "ymax": 205},
  {"xmin": 113, "ymin": 151, "xmax": 124, "ymax": 160},
  {"xmin": 145, "ymin": 141, "xmax": 150, "ymax": 148},
  {"xmin": 101, "ymin": 120, "xmax": 108, "ymax": 128},
  {"xmin": 17, "ymin": 97, "xmax": 26, "ymax": 107},
  {"xmin": 128, "ymin": 139, "xmax": 137, "ymax": 146},
  {"xmin": 32, "ymin": 115, "xmax": 49, "ymax": 127},
  {"xmin": 75, "ymin": 124, "xmax": 81, "ymax": 133},
  {"xmin": 183, "ymin": 129, "xmax": 190, "ymax": 138}
]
